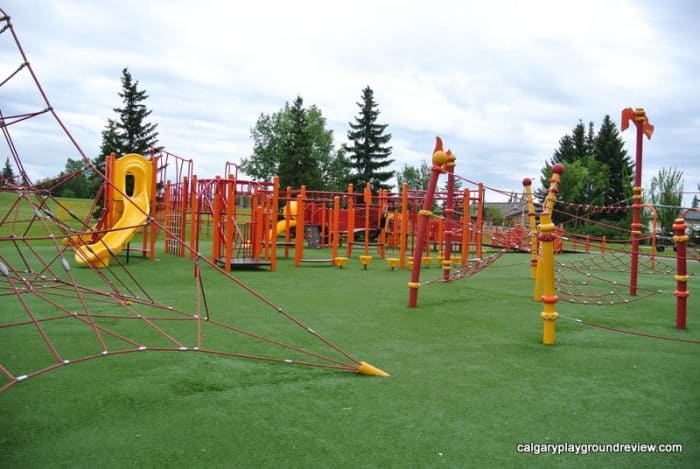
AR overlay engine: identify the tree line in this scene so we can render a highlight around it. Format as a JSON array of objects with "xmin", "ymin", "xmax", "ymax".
[
  {"xmin": 540, "ymin": 117, "xmax": 686, "ymax": 236},
  {"xmin": 6, "ymin": 68, "xmax": 689, "ymax": 236},
  {"xmin": 240, "ymin": 86, "xmax": 394, "ymax": 193}
]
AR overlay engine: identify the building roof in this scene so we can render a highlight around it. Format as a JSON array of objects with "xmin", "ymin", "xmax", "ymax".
[{"xmin": 481, "ymin": 201, "xmax": 528, "ymax": 218}]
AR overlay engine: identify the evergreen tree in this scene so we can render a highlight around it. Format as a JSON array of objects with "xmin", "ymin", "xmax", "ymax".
[
  {"xmin": 99, "ymin": 119, "xmax": 121, "ymax": 163},
  {"xmin": 114, "ymin": 68, "xmax": 160, "ymax": 155},
  {"xmin": 2, "ymin": 157, "xmax": 15, "ymax": 186},
  {"xmin": 693, "ymin": 184, "xmax": 699, "ymax": 209},
  {"xmin": 594, "ymin": 115, "xmax": 632, "ymax": 207},
  {"xmin": 540, "ymin": 116, "xmax": 632, "ymax": 232},
  {"xmin": 550, "ymin": 120, "xmax": 591, "ymax": 165},
  {"xmin": 89, "ymin": 68, "xmax": 160, "ymax": 198},
  {"xmin": 320, "ymin": 147, "xmax": 352, "ymax": 192},
  {"xmin": 344, "ymin": 86, "xmax": 394, "ymax": 192}
]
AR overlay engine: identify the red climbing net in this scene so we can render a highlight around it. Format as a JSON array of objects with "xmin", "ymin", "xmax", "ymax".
[
  {"xmin": 0, "ymin": 10, "xmax": 368, "ymax": 393},
  {"xmin": 542, "ymin": 201, "xmax": 695, "ymax": 306}
]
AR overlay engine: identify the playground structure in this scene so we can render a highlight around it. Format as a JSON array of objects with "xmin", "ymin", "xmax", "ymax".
[
  {"xmin": 526, "ymin": 109, "xmax": 696, "ymax": 344},
  {"xmin": 59, "ymin": 135, "xmax": 553, "ymax": 278},
  {"xmin": 158, "ymin": 163, "xmax": 502, "ymax": 274},
  {"xmin": 2, "ymin": 9, "xmax": 696, "ymax": 397},
  {"xmin": 0, "ymin": 11, "xmax": 390, "ymax": 394}
]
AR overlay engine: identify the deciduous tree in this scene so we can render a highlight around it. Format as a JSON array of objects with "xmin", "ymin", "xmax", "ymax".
[
  {"xmin": 241, "ymin": 97, "xmax": 345, "ymax": 190},
  {"xmin": 649, "ymin": 166, "xmax": 684, "ymax": 233}
]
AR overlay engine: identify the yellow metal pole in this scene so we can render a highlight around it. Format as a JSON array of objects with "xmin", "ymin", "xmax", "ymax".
[
  {"xmin": 539, "ymin": 164, "xmax": 564, "ymax": 345},
  {"xmin": 522, "ymin": 178, "xmax": 538, "ymax": 279}
]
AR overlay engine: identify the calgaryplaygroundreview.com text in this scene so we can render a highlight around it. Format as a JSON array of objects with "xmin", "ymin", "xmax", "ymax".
[{"xmin": 516, "ymin": 442, "xmax": 683, "ymax": 456}]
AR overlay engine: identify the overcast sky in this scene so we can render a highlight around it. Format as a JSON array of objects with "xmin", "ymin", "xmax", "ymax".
[{"xmin": 1, "ymin": 0, "xmax": 698, "ymax": 204}]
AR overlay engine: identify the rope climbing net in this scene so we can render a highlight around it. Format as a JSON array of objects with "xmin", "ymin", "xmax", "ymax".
[
  {"xmin": 423, "ymin": 249, "xmax": 506, "ymax": 285},
  {"xmin": 552, "ymin": 255, "xmax": 665, "ymax": 305},
  {"xmin": 542, "ymin": 201, "xmax": 695, "ymax": 306},
  {"xmin": 0, "ymin": 11, "xmax": 383, "ymax": 393}
]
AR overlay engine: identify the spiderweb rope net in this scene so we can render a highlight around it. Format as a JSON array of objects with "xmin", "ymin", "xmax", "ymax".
[
  {"xmin": 529, "ymin": 195, "xmax": 700, "ymax": 344},
  {"xmin": 0, "ymin": 11, "xmax": 370, "ymax": 393}
]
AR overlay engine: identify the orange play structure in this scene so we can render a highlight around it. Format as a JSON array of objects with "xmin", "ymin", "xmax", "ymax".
[
  {"xmin": 67, "ymin": 148, "xmax": 537, "ymax": 274},
  {"xmin": 156, "ymin": 156, "xmax": 537, "ymax": 272}
]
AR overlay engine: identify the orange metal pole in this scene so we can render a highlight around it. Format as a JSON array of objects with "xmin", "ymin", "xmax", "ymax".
[
  {"xmin": 284, "ymin": 186, "xmax": 292, "ymax": 258},
  {"xmin": 104, "ymin": 153, "xmax": 115, "ymax": 229},
  {"xmin": 253, "ymin": 188, "xmax": 264, "ymax": 260},
  {"xmin": 180, "ymin": 175, "xmax": 189, "ymax": 257},
  {"xmin": 212, "ymin": 177, "xmax": 222, "ymax": 262},
  {"xmin": 270, "ymin": 176, "xmax": 279, "ymax": 272},
  {"xmin": 224, "ymin": 176, "xmax": 235, "ymax": 272},
  {"xmin": 294, "ymin": 190, "xmax": 305, "ymax": 267},
  {"xmin": 363, "ymin": 183, "xmax": 371, "ymax": 257},
  {"xmin": 332, "ymin": 195, "xmax": 340, "ymax": 264},
  {"xmin": 346, "ymin": 184, "xmax": 355, "ymax": 258},
  {"xmin": 476, "ymin": 183, "xmax": 484, "ymax": 259},
  {"xmin": 378, "ymin": 189, "xmax": 387, "ymax": 259},
  {"xmin": 163, "ymin": 180, "xmax": 172, "ymax": 253},
  {"xmin": 189, "ymin": 175, "xmax": 198, "ymax": 260},
  {"xmin": 400, "ymin": 183, "xmax": 409, "ymax": 268}
]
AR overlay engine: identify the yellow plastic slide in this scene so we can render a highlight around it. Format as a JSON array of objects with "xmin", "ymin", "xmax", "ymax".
[
  {"xmin": 269, "ymin": 201, "xmax": 297, "ymax": 240},
  {"xmin": 75, "ymin": 154, "xmax": 151, "ymax": 268}
]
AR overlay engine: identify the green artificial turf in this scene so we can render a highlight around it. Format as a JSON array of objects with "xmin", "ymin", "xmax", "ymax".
[{"xmin": 1, "ymin": 236, "xmax": 699, "ymax": 467}]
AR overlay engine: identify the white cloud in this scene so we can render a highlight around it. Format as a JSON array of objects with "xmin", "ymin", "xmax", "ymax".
[{"xmin": 1, "ymin": 0, "xmax": 698, "ymax": 205}]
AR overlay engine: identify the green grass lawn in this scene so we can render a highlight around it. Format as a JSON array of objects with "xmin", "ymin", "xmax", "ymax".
[
  {"xmin": 1, "ymin": 215, "xmax": 699, "ymax": 467},
  {"xmin": 0, "ymin": 192, "xmax": 95, "ymax": 239}
]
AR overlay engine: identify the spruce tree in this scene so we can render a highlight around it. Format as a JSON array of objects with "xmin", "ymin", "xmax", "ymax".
[
  {"xmin": 344, "ymin": 86, "xmax": 394, "ymax": 192},
  {"xmin": 550, "ymin": 120, "xmax": 591, "ymax": 165},
  {"xmin": 114, "ymin": 68, "xmax": 160, "ymax": 154},
  {"xmin": 593, "ymin": 115, "xmax": 632, "ymax": 207},
  {"xmin": 89, "ymin": 68, "xmax": 160, "ymax": 199},
  {"xmin": 540, "ymin": 116, "xmax": 632, "ymax": 232},
  {"xmin": 2, "ymin": 157, "xmax": 15, "ymax": 186}
]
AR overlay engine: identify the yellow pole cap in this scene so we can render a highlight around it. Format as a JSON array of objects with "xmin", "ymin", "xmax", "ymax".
[{"xmin": 357, "ymin": 361, "xmax": 391, "ymax": 377}]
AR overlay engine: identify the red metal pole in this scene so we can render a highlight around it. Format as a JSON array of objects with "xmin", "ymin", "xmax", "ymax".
[
  {"xmin": 408, "ymin": 137, "xmax": 446, "ymax": 308},
  {"xmin": 622, "ymin": 107, "xmax": 653, "ymax": 296},
  {"xmin": 629, "ymin": 121, "xmax": 643, "ymax": 296}
]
